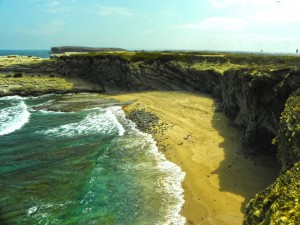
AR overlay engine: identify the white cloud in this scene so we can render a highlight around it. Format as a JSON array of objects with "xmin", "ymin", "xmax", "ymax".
[
  {"xmin": 249, "ymin": 1, "xmax": 300, "ymax": 24},
  {"xmin": 180, "ymin": 17, "xmax": 247, "ymax": 30},
  {"xmin": 98, "ymin": 6, "xmax": 133, "ymax": 16},
  {"xmin": 45, "ymin": 0, "xmax": 68, "ymax": 14},
  {"xmin": 209, "ymin": 0, "xmax": 300, "ymax": 24},
  {"xmin": 190, "ymin": 0, "xmax": 300, "ymax": 38},
  {"xmin": 40, "ymin": 20, "xmax": 66, "ymax": 34},
  {"xmin": 209, "ymin": 0, "xmax": 274, "ymax": 8},
  {"xmin": 17, "ymin": 20, "xmax": 66, "ymax": 35}
]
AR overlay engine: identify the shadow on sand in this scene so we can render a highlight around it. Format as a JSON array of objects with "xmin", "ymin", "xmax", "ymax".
[{"xmin": 210, "ymin": 106, "xmax": 279, "ymax": 214}]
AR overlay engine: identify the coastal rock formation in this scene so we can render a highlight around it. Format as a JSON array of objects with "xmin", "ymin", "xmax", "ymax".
[
  {"xmin": 1, "ymin": 53, "xmax": 299, "ymax": 155},
  {"xmin": 0, "ymin": 55, "xmax": 103, "ymax": 95},
  {"xmin": 243, "ymin": 90, "xmax": 300, "ymax": 224},
  {"xmin": 1, "ymin": 52, "xmax": 300, "ymax": 224},
  {"xmin": 244, "ymin": 161, "xmax": 300, "ymax": 224},
  {"xmin": 217, "ymin": 68, "xmax": 300, "ymax": 154},
  {"xmin": 275, "ymin": 89, "xmax": 300, "ymax": 172},
  {"xmin": 50, "ymin": 55, "xmax": 299, "ymax": 155},
  {"xmin": 51, "ymin": 46, "xmax": 126, "ymax": 54}
]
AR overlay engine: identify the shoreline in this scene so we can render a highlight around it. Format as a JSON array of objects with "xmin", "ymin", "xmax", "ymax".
[{"xmin": 110, "ymin": 91, "xmax": 279, "ymax": 225}]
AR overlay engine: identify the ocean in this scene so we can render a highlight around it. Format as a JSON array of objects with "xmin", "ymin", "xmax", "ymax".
[
  {"xmin": 0, "ymin": 94, "xmax": 185, "ymax": 225},
  {"xmin": 0, "ymin": 50, "xmax": 50, "ymax": 58}
]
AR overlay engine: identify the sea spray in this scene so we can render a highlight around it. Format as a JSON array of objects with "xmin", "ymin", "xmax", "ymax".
[
  {"xmin": 39, "ymin": 108, "xmax": 125, "ymax": 138},
  {"xmin": 0, "ymin": 96, "xmax": 30, "ymax": 136}
]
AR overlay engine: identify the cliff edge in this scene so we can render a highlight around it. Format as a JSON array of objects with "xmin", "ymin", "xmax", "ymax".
[{"xmin": 51, "ymin": 46, "xmax": 126, "ymax": 54}]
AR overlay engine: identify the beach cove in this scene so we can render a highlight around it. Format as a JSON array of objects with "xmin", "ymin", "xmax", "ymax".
[
  {"xmin": 1, "ymin": 51, "xmax": 300, "ymax": 224},
  {"xmin": 110, "ymin": 91, "xmax": 279, "ymax": 225}
]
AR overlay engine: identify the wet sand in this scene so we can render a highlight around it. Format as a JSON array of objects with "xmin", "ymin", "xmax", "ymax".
[{"xmin": 109, "ymin": 91, "xmax": 279, "ymax": 225}]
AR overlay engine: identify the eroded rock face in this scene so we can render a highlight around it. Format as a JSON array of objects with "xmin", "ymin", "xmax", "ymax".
[
  {"xmin": 217, "ymin": 68, "xmax": 300, "ymax": 154},
  {"xmin": 244, "ymin": 161, "xmax": 300, "ymax": 225},
  {"xmin": 53, "ymin": 56, "xmax": 223, "ymax": 93},
  {"xmin": 51, "ymin": 46, "xmax": 126, "ymax": 54},
  {"xmin": 275, "ymin": 89, "xmax": 300, "ymax": 172},
  {"xmin": 243, "ymin": 90, "xmax": 300, "ymax": 225},
  {"xmin": 1, "ymin": 54, "xmax": 299, "ymax": 156}
]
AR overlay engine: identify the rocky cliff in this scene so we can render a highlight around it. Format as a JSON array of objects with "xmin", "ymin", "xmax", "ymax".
[
  {"xmin": 275, "ymin": 89, "xmax": 300, "ymax": 172},
  {"xmin": 51, "ymin": 46, "xmax": 126, "ymax": 54},
  {"xmin": 244, "ymin": 161, "xmax": 300, "ymax": 224},
  {"xmin": 1, "ymin": 52, "xmax": 299, "ymax": 155},
  {"xmin": 1, "ymin": 52, "xmax": 300, "ymax": 224},
  {"xmin": 51, "ymin": 53, "xmax": 300, "ymax": 156},
  {"xmin": 244, "ymin": 90, "xmax": 300, "ymax": 224}
]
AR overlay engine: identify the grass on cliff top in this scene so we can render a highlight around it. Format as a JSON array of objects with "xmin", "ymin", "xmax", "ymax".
[
  {"xmin": 190, "ymin": 62, "xmax": 246, "ymax": 74},
  {"xmin": 0, "ymin": 74, "xmax": 73, "ymax": 93},
  {"xmin": 59, "ymin": 51, "xmax": 300, "ymax": 68},
  {"xmin": 277, "ymin": 89, "xmax": 300, "ymax": 139},
  {"xmin": 0, "ymin": 55, "xmax": 47, "ymax": 67},
  {"xmin": 58, "ymin": 51, "xmax": 227, "ymax": 62}
]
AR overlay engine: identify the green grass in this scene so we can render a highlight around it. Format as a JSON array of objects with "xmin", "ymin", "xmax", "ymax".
[
  {"xmin": 58, "ymin": 51, "xmax": 300, "ymax": 69},
  {"xmin": 0, "ymin": 75, "xmax": 74, "ymax": 93}
]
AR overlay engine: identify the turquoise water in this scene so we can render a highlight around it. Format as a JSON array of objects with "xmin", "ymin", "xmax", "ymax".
[
  {"xmin": 0, "ymin": 50, "xmax": 50, "ymax": 58},
  {"xmin": 0, "ymin": 95, "xmax": 185, "ymax": 225}
]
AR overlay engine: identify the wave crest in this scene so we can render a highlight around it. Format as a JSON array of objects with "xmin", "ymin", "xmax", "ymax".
[
  {"xmin": 0, "ymin": 96, "xmax": 30, "ymax": 136},
  {"xmin": 39, "ymin": 107, "xmax": 125, "ymax": 138}
]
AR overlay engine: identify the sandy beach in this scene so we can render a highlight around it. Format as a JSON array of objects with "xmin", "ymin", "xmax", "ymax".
[{"xmin": 109, "ymin": 91, "xmax": 279, "ymax": 225}]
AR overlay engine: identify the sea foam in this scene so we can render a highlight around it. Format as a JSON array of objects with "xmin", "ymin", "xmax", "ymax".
[
  {"xmin": 0, "ymin": 96, "xmax": 30, "ymax": 136},
  {"xmin": 110, "ymin": 106, "xmax": 186, "ymax": 225},
  {"xmin": 40, "ymin": 107, "xmax": 125, "ymax": 138}
]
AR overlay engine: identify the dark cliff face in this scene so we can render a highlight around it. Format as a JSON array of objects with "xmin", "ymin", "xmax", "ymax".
[
  {"xmin": 51, "ymin": 55, "xmax": 300, "ymax": 156},
  {"xmin": 54, "ymin": 55, "xmax": 223, "ymax": 93},
  {"xmin": 243, "ymin": 90, "xmax": 300, "ymax": 225},
  {"xmin": 244, "ymin": 161, "xmax": 300, "ymax": 225},
  {"xmin": 51, "ymin": 46, "xmax": 126, "ymax": 54},
  {"xmin": 1, "ymin": 54, "xmax": 299, "ymax": 157},
  {"xmin": 275, "ymin": 89, "xmax": 300, "ymax": 172},
  {"xmin": 218, "ymin": 69, "xmax": 300, "ymax": 154}
]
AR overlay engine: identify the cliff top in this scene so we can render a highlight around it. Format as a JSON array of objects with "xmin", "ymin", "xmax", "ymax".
[
  {"xmin": 51, "ymin": 46, "xmax": 127, "ymax": 54},
  {"xmin": 54, "ymin": 51, "xmax": 300, "ymax": 73}
]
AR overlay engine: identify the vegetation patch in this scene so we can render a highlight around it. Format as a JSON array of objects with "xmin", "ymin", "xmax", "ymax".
[
  {"xmin": 244, "ymin": 161, "xmax": 300, "ymax": 225},
  {"xmin": 0, "ymin": 75, "xmax": 74, "ymax": 95}
]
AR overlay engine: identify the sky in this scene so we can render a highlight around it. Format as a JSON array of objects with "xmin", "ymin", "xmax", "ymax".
[{"xmin": 0, "ymin": 0, "xmax": 300, "ymax": 53}]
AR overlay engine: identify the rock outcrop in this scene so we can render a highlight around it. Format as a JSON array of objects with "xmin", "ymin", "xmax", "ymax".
[
  {"xmin": 243, "ymin": 90, "xmax": 300, "ymax": 225},
  {"xmin": 275, "ymin": 89, "xmax": 300, "ymax": 172},
  {"xmin": 217, "ymin": 68, "xmax": 300, "ymax": 154},
  {"xmin": 1, "ymin": 53, "xmax": 299, "ymax": 155},
  {"xmin": 48, "ymin": 54, "xmax": 299, "ymax": 155},
  {"xmin": 51, "ymin": 46, "xmax": 126, "ymax": 54},
  {"xmin": 244, "ymin": 161, "xmax": 300, "ymax": 224}
]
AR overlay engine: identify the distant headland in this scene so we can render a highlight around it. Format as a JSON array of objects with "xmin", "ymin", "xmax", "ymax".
[{"xmin": 50, "ymin": 46, "xmax": 127, "ymax": 54}]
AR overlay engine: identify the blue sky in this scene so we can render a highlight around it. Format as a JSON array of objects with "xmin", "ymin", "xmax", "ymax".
[{"xmin": 0, "ymin": 0, "xmax": 299, "ymax": 53}]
